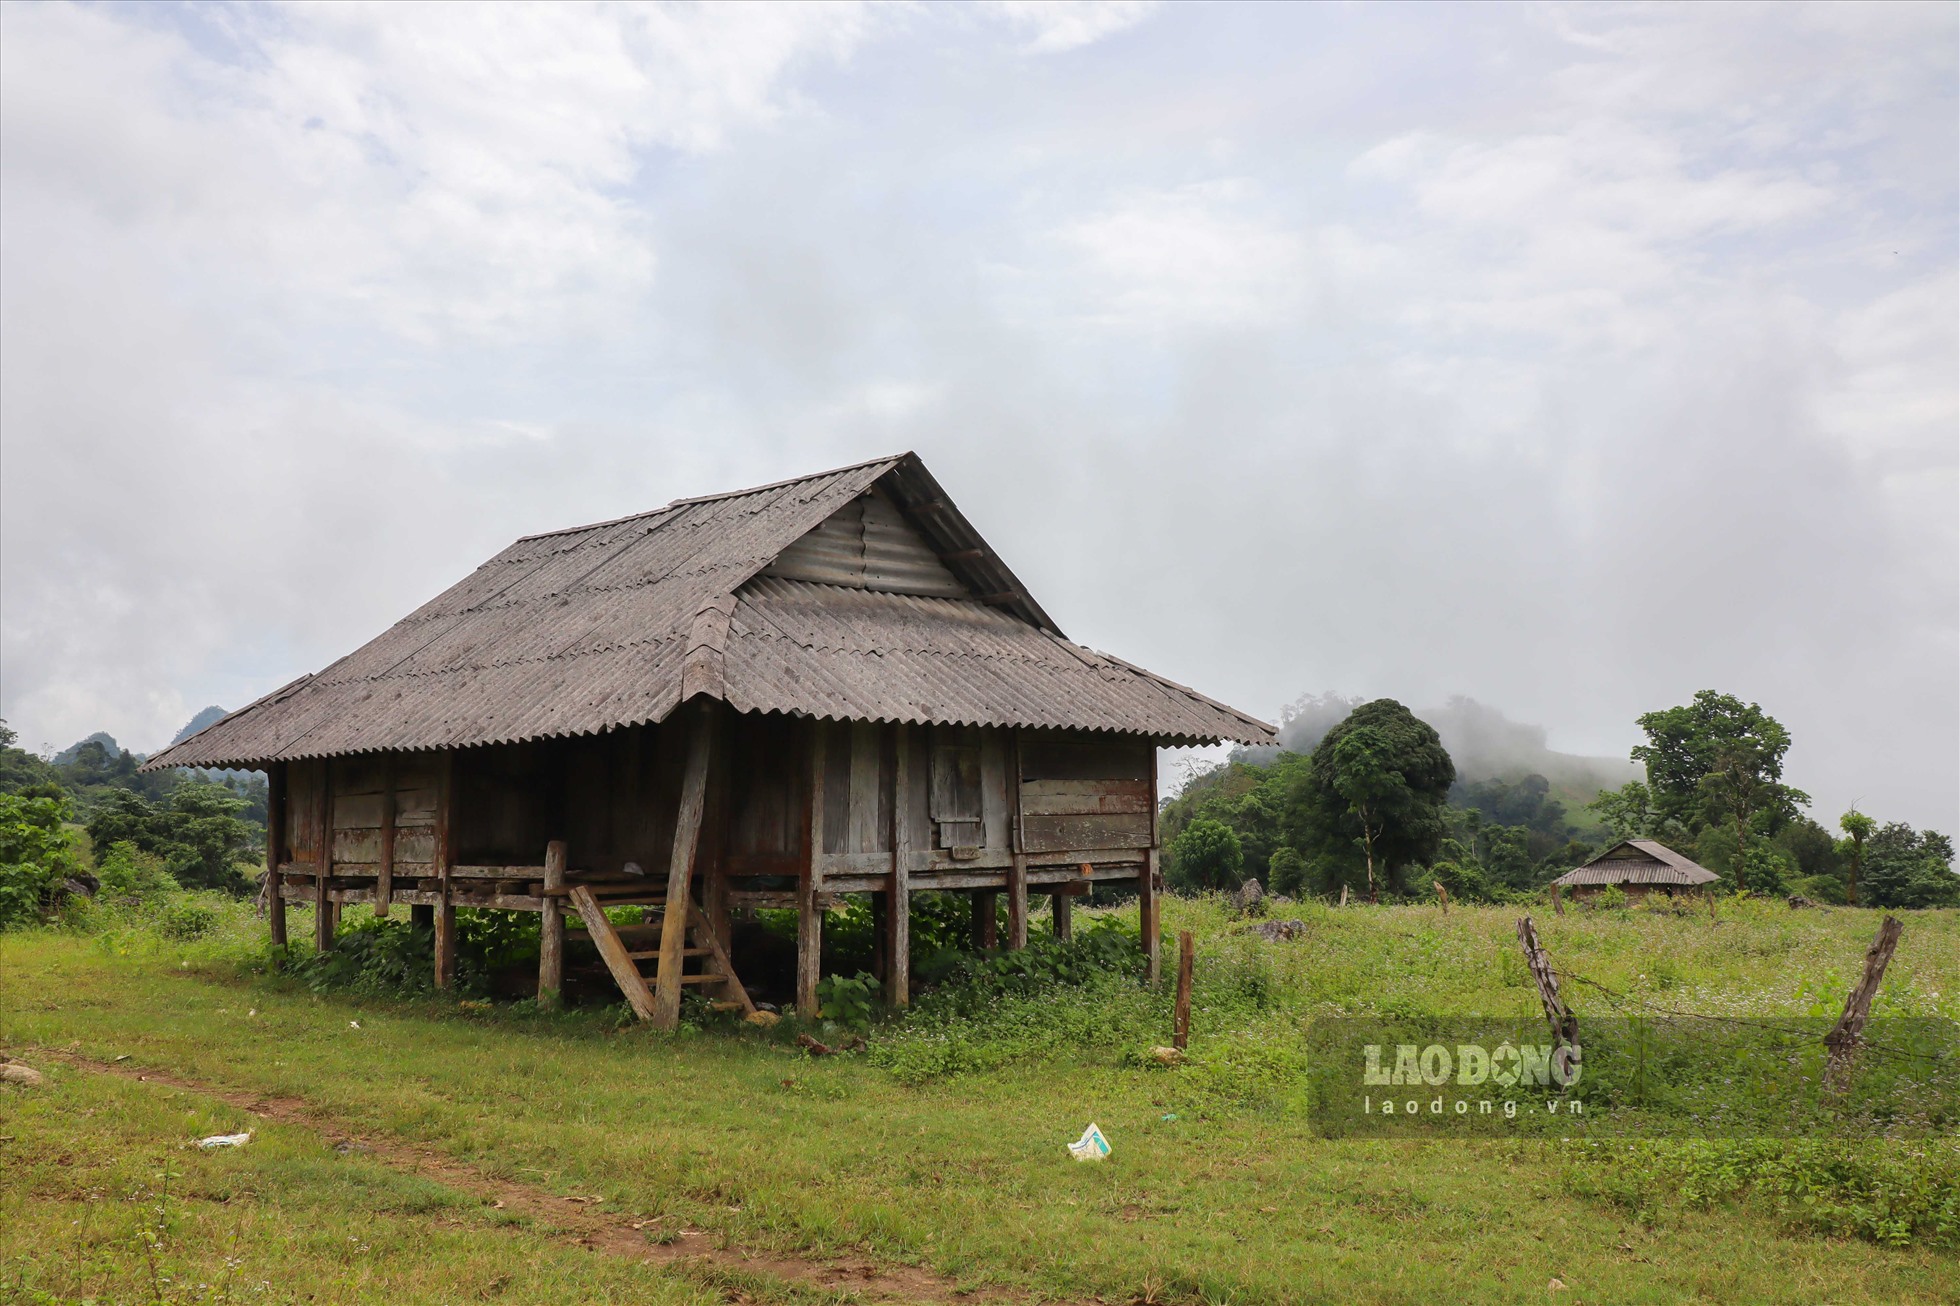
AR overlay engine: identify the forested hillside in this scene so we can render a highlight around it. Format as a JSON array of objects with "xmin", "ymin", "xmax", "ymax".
[
  {"xmin": 1162, "ymin": 690, "xmax": 1958, "ymax": 909},
  {"xmin": 0, "ymin": 712, "xmax": 264, "ymax": 926}
]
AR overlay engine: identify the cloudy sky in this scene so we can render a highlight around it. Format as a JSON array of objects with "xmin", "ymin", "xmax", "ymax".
[{"xmin": 2, "ymin": 2, "xmax": 1954, "ymax": 832}]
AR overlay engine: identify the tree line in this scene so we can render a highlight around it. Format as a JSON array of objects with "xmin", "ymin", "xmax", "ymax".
[
  {"xmin": 0, "ymin": 720, "xmax": 264, "ymax": 927},
  {"xmin": 1161, "ymin": 691, "xmax": 1957, "ymax": 910}
]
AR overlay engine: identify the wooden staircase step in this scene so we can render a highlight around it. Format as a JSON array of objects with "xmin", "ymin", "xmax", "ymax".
[{"xmin": 625, "ymin": 948, "xmax": 708, "ymax": 961}]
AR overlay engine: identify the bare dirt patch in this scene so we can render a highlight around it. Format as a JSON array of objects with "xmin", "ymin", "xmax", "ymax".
[{"xmin": 27, "ymin": 1047, "xmax": 1029, "ymax": 1305}]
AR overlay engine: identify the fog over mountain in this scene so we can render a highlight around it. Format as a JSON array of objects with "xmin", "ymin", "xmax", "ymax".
[{"xmin": 1247, "ymin": 693, "xmax": 1642, "ymax": 800}]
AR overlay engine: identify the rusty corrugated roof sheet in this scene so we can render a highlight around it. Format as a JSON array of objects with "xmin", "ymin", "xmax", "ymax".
[
  {"xmin": 1551, "ymin": 839, "xmax": 1719, "ymax": 887},
  {"xmin": 146, "ymin": 454, "xmax": 1274, "ymax": 768}
]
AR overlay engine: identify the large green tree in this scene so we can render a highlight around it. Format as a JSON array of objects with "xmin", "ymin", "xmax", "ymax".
[
  {"xmin": 1630, "ymin": 691, "xmax": 1808, "ymax": 891},
  {"xmin": 86, "ymin": 783, "xmax": 259, "ymax": 893},
  {"xmin": 1290, "ymin": 699, "xmax": 1455, "ymax": 901}
]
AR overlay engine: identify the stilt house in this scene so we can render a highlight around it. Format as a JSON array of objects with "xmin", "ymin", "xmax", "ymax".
[
  {"xmin": 146, "ymin": 454, "xmax": 1273, "ymax": 1026},
  {"xmin": 1550, "ymin": 839, "xmax": 1719, "ymax": 902}
]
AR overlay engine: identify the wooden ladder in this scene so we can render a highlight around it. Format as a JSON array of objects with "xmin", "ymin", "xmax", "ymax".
[{"xmin": 565, "ymin": 886, "xmax": 754, "ymax": 1021}]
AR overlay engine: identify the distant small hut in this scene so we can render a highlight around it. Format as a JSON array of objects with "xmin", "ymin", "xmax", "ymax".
[
  {"xmin": 145, "ymin": 453, "xmax": 1273, "ymax": 1027},
  {"xmin": 1550, "ymin": 839, "xmax": 1718, "ymax": 902}
]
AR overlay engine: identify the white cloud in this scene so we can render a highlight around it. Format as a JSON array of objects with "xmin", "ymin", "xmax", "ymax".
[{"xmin": 988, "ymin": 1, "xmax": 1159, "ymax": 55}]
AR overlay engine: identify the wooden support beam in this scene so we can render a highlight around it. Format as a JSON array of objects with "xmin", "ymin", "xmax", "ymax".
[
  {"xmin": 374, "ymin": 755, "xmax": 396, "ymax": 918},
  {"xmin": 887, "ymin": 724, "xmax": 912, "ymax": 1008},
  {"xmin": 797, "ymin": 723, "xmax": 825, "ymax": 1016},
  {"xmin": 653, "ymin": 700, "xmax": 714, "ymax": 1030},
  {"xmin": 1142, "ymin": 748, "xmax": 1162, "ymax": 985},
  {"xmin": 1052, "ymin": 886, "xmax": 1073, "ymax": 941},
  {"xmin": 1007, "ymin": 857, "xmax": 1028, "ymax": 949},
  {"xmin": 313, "ymin": 764, "xmax": 334, "ymax": 952},
  {"xmin": 538, "ymin": 839, "xmax": 567, "ymax": 1010},
  {"xmin": 569, "ymin": 885, "xmax": 658, "ymax": 1022},
  {"xmin": 1007, "ymin": 729, "xmax": 1028, "ymax": 950},
  {"xmin": 433, "ymin": 749, "xmax": 456, "ymax": 991},
  {"xmin": 689, "ymin": 907, "xmax": 756, "ymax": 1017},
  {"xmin": 266, "ymin": 763, "xmax": 287, "ymax": 948}
]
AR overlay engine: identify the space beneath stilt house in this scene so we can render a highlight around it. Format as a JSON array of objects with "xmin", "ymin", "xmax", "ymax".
[{"xmin": 143, "ymin": 452, "xmax": 1274, "ymax": 1025}]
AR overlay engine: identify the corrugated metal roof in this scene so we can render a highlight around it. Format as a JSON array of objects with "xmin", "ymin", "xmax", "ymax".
[
  {"xmin": 146, "ymin": 455, "xmax": 1275, "ymax": 769},
  {"xmin": 1551, "ymin": 839, "xmax": 1719, "ymax": 887}
]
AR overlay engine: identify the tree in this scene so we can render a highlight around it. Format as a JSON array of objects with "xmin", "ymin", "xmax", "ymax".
[
  {"xmin": 84, "ymin": 783, "xmax": 258, "ymax": 893},
  {"xmin": 1168, "ymin": 817, "xmax": 1244, "ymax": 893},
  {"xmin": 1861, "ymin": 822, "xmax": 1959, "ymax": 909},
  {"xmin": 1630, "ymin": 692, "xmax": 1808, "ymax": 891},
  {"xmin": 0, "ymin": 792, "xmax": 81, "ymax": 928},
  {"xmin": 0, "ymin": 720, "xmax": 65, "ymax": 797},
  {"xmin": 1591, "ymin": 781, "xmax": 1664, "ymax": 841},
  {"xmin": 1838, "ymin": 809, "xmax": 1874, "ymax": 907},
  {"xmin": 1290, "ymin": 699, "xmax": 1455, "ymax": 902}
]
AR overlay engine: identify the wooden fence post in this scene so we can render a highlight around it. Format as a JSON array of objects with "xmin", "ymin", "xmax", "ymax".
[
  {"xmin": 1825, "ymin": 915, "xmax": 1903, "ymax": 1088},
  {"xmin": 1517, "ymin": 916, "xmax": 1579, "ymax": 1053},
  {"xmin": 1173, "ymin": 930, "xmax": 1195, "ymax": 1050},
  {"xmin": 1434, "ymin": 881, "xmax": 1450, "ymax": 915},
  {"xmin": 1550, "ymin": 882, "xmax": 1564, "ymax": 917},
  {"xmin": 538, "ymin": 839, "xmax": 567, "ymax": 1009}
]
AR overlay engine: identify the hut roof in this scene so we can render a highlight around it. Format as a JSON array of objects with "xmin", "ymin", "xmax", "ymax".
[
  {"xmin": 146, "ymin": 453, "xmax": 1275, "ymax": 769},
  {"xmin": 1550, "ymin": 839, "xmax": 1719, "ymax": 887}
]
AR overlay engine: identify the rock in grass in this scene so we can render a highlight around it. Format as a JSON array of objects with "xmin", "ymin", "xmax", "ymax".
[
  {"xmin": 745, "ymin": 1010, "xmax": 781, "ymax": 1027},
  {"xmin": 1149, "ymin": 1046, "xmax": 1186, "ymax": 1067},
  {"xmin": 1, "ymin": 1063, "xmax": 45, "ymax": 1087},
  {"xmin": 1247, "ymin": 918, "xmax": 1308, "ymax": 942}
]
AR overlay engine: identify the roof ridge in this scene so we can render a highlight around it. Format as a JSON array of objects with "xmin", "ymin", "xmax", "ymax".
[{"xmin": 512, "ymin": 453, "xmax": 907, "ymax": 544}]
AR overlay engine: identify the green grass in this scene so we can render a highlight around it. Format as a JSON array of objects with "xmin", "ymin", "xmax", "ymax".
[{"xmin": 3, "ymin": 895, "xmax": 1956, "ymax": 1303}]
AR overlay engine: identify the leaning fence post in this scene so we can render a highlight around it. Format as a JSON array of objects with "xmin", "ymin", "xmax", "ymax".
[
  {"xmin": 1825, "ymin": 915, "xmax": 1903, "ymax": 1089},
  {"xmin": 1434, "ymin": 881, "xmax": 1450, "ymax": 915},
  {"xmin": 1517, "ymin": 916, "xmax": 1579, "ymax": 1079}
]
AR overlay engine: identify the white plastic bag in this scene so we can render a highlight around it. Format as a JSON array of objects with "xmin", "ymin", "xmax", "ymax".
[
  {"xmin": 197, "ymin": 1132, "xmax": 252, "ymax": 1149},
  {"xmin": 1067, "ymin": 1123, "xmax": 1110, "ymax": 1161}
]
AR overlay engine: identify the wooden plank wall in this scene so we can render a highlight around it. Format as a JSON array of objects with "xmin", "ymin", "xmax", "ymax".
[
  {"xmin": 1017, "ymin": 733, "xmax": 1154, "ymax": 858},
  {"xmin": 331, "ymin": 754, "xmax": 438, "ymax": 871}
]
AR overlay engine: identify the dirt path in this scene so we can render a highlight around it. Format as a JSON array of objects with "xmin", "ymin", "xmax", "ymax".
[{"xmin": 28, "ymin": 1048, "xmax": 1033, "ymax": 1305}]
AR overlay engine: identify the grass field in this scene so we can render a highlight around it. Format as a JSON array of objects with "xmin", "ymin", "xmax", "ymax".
[{"xmin": 3, "ymin": 896, "xmax": 1956, "ymax": 1304}]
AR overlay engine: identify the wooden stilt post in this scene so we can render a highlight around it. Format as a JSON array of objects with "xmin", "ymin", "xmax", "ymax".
[
  {"xmin": 797, "ymin": 723, "xmax": 826, "ymax": 1017},
  {"xmin": 266, "ymin": 762, "xmax": 287, "ymax": 948},
  {"xmin": 653, "ymin": 700, "xmax": 714, "ymax": 1030},
  {"xmin": 1007, "ymin": 730, "xmax": 1029, "ymax": 950},
  {"xmin": 314, "ymin": 763, "xmax": 334, "ymax": 952},
  {"xmin": 1826, "ymin": 915, "xmax": 1903, "ymax": 1088},
  {"xmin": 888, "ymin": 725, "xmax": 912, "ymax": 1007},
  {"xmin": 1141, "ymin": 745, "xmax": 1162, "ymax": 984},
  {"xmin": 538, "ymin": 839, "xmax": 567, "ymax": 1009},
  {"xmin": 433, "ymin": 749, "xmax": 456, "ymax": 991},
  {"xmin": 1007, "ymin": 860, "xmax": 1029, "ymax": 950},
  {"xmin": 1173, "ymin": 930, "xmax": 1195, "ymax": 1050},
  {"xmin": 1052, "ymin": 887, "xmax": 1074, "ymax": 941},
  {"xmin": 971, "ymin": 892, "xmax": 997, "ymax": 950},
  {"xmin": 374, "ymin": 755, "xmax": 396, "ymax": 918}
]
